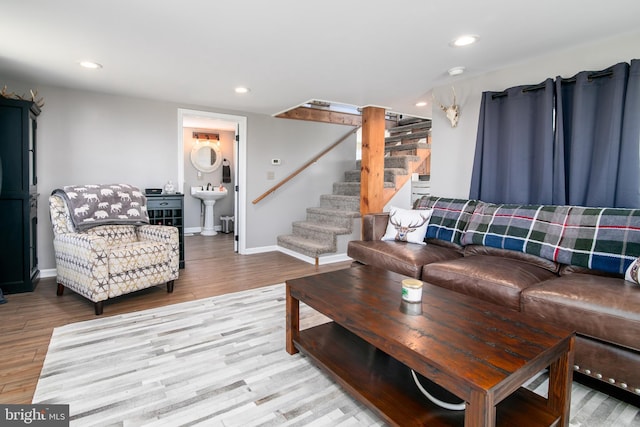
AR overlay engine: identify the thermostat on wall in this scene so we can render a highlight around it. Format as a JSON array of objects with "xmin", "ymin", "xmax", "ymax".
[{"xmin": 271, "ymin": 158, "xmax": 281, "ymax": 165}]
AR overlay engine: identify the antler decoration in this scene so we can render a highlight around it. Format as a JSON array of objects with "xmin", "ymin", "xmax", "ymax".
[
  {"xmin": 0, "ymin": 85, "xmax": 45, "ymax": 109},
  {"xmin": 30, "ymin": 90, "xmax": 45, "ymax": 108},
  {"xmin": 1, "ymin": 85, "xmax": 15, "ymax": 98},
  {"xmin": 432, "ymin": 86, "xmax": 459, "ymax": 128}
]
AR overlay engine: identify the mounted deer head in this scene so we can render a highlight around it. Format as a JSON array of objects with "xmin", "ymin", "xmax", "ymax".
[
  {"xmin": 389, "ymin": 213, "xmax": 430, "ymax": 242},
  {"xmin": 434, "ymin": 86, "xmax": 460, "ymax": 128}
]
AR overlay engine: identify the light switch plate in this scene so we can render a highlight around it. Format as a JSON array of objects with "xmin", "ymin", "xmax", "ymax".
[{"xmin": 271, "ymin": 158, "xmax": 281, "ymax": 165}]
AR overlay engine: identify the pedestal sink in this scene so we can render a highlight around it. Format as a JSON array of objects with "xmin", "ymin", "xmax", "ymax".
[{"xmin": 191, "ymin": 187, "xmax": 228, "ymax": 236}]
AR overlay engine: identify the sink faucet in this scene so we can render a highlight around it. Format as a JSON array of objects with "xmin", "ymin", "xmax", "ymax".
[{"xmin": 206, "ymin": 183, "xmax": 212, "ymax": 190}]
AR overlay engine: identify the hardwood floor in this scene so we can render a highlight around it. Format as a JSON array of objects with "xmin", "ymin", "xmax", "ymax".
[{"xmin": 0, "ymin": 233, "xmax": 352, "ymax": 404}]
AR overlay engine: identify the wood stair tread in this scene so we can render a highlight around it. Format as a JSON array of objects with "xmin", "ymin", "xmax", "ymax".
[
  {"xmin": 385, "ymin": 143, "xmax": 431, "ymax": 152},
  {"xmin": 387, "ymin": 120, "xmax": 432, "ymax": 133},
  {"xmin": 396, "ymin": 117, "xmax": 431, "ymax": 127},
  {"xmin": 385, "ymin": 130, "xmax": 430, "ymax": 144}
]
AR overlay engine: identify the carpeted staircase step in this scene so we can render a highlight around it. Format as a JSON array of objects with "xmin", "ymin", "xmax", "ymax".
[
  {"xmin": 356, "ymin": 155, "xmax": 419, "ymax": 171},
  {"xmin": 306, "ymin": 207, "xmax": 360, "ymax": 229},
  {"xmin": 386, "ymin": 142, "xmax": 431, "ymax": 153},
  {"xmin": 343, "ymin": 170, "xmax": 360, "ymax": 182},
  {"xmin": 292, "ymin": 221, "xmax": 351, "ymax": 243},
  {"xmin": 343, "ymin": 168, "xmax": 408, "ymax": 183},
  {"xmin": 319, "ymin": 194, "xmax": 360, "ymax": 211},
  {"xmin": 277, "ymin": 139, "xmax": 430, "ymax": 262},
  {"xmin": 277, "ymin": 234, "xmax": 335, "ymax": 258},
  {"xmin": 333, "ymin": 181, "xmax": 394, "ymax": 196}
]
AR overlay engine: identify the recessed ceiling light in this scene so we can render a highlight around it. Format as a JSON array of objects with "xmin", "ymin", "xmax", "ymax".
[
  {"xmin": 450, "ymin": 35, "xmax": 479, "ymax": 47},
  {"xmin": 448, "ymin": 66, "xmax": 466, "ymax": 76},
  {"xmin": 415, "ymin": 101, "xmax": 428, "ymax": 107},
  {"xmin": 235, "ymin": 87, "xmax": 250, "ymax": 94},
  {"xmin": 79, "ymin": 61, "xmax": 103, "ymax": 69}
]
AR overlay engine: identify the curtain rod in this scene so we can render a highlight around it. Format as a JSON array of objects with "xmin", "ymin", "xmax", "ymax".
[
  {"xmin": 490, "ymin": 84, "xmax": 546, "ymax": 99},
  {"xmin": 491, "ymin": 81, "xmax": 548, "ymax": 99},
  {"xmin": 522, "ymin": 83, "xmax": 547, "ymax": 93},
  {"xmin": 491, "ymin": 69, "xmax": 614, "ymax": 99},
  {"xmin": 561, "ymin": 69, "xmax": 614, "ymax": 84}
]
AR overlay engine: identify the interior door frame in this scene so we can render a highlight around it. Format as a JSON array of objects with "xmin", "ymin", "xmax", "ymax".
[
  {"xmin": 177, "ymin": 108, "xmax": 247, "ymax": 254},
  {"xmin": 234, "ymin": 123, "xmax": 240, "ymax": 252}
]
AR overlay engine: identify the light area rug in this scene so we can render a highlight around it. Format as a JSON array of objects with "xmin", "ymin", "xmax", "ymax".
[{"xmin": 33, "ymin": 284, "xmax": 640, "ymax": 427}]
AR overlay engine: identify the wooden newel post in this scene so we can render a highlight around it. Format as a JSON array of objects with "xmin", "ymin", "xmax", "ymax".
[{"xmin": 360, "ymin": 106, "xmax": 386, "ymax": 216}]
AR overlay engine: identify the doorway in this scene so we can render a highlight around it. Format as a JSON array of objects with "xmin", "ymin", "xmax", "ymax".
[{"xmin": 177, "ymin": 108, "xmax": 247, "ymax": 254}]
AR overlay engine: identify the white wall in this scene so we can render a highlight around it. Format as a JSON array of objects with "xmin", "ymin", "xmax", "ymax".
[
  {"xmin": 27, "ymin": 86, "xmax": 181, "ymax": 271},
  {"xmin": 1, "ymin": 79, "xmax": 357, "ymax": 271},
  {"xmin": 430, "ymin": 30, "xmax": 640, "ymax": 198}
]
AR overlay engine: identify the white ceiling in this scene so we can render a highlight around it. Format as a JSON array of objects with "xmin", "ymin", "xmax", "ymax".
[{"xmin": 2, "ymin": 1, "xmax": 640, "ymax": 118}]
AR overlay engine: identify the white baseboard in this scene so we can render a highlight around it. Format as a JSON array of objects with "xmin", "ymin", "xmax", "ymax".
[
  {"xmin": 185, "ymin": 226, "xmax": 221, "ymax": 235},
  {"xmin": 242, "ymin": 245, "xmax": 278, "ymax": 255},
  {"xmin": 40, "ymin": 268, "xmax": 57, "ymax": 278},
  {"xmin": 317, "ymin": 253, "xmax": 353, "ymax": 265}
]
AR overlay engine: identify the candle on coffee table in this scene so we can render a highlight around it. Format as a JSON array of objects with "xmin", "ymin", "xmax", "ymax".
[{"xmin": 401, "ymin": 278, "xmax": 424, "ymax": 303}]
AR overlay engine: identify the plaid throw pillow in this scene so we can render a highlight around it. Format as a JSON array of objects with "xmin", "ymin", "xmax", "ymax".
[
  {"xmin": 562, "ymin": 207, "xmax": 640, "ymax": 274},
  {"xmin": 414, "ymin": 196, "xmax": 478, "ymax": 246},
  {"xmin": 461, "ymin": 203, "xmax": 568, "ymax": 257},
  {"xmin": 461, "ymin": 203, "xmax": 640, "ymax": 275}
]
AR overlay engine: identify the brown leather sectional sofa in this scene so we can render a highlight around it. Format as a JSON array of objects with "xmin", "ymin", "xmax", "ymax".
[{"xmin": 347, "ymin": 197, "xmax": 640, "ymax": 399}]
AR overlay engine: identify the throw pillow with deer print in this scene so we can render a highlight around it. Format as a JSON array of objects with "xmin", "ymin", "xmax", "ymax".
[
  {"xmin": 381, "ymin": 206, "xmax": 433, "ymax": 245},
  {"xmin": 625, "ymin": 257, "xmax": 640, "ymax": 285}
]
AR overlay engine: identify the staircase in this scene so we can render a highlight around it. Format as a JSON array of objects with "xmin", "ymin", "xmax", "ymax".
[{"xmin": 276, "ymin": 118, "xmax": 431, "ymax": 264}]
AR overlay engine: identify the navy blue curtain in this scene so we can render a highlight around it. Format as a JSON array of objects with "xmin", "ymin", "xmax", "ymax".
[
  {"xmin": 470, "ymin": 79, "xmax": 555, "ymax": 204},
  {"xmin": 470, "ymin": 59, "xmax": 640, "ymax": 208},
  {"xmin": 617, "ymin": 59, "xmax": 640, "ymax": 207},
  {"xmin": 555, "ymin": 62, "xmax": 635, "ymax": 207}
]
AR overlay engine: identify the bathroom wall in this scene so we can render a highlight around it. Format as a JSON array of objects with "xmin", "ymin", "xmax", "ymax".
[{"xmin": 182, "ymin": 127, "xmax": 235, "ymax": 232}]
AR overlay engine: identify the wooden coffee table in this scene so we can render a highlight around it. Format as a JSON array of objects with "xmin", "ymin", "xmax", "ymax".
[{"xmin": 286, "ymin": 266, "xmax": 574, "ymax": 427}]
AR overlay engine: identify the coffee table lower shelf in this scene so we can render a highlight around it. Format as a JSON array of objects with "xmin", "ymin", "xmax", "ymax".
[{"xmin": 294, "ymin": 321, "xmax": 559, "ymax": 427}]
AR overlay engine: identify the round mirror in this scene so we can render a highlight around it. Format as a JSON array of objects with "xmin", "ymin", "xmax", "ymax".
[{"xmin": 190, "ymin": 143, "xmax": 223, "ymax": 173}]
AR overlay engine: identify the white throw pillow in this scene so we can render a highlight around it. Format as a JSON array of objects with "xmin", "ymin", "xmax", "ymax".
[
  {"xmin": 625, "ymin": 258, "xmax": 640, "ymax": 284},
  {"xmin": 381, "ymin": 206, "xmax": 432, "ymax": 245}
]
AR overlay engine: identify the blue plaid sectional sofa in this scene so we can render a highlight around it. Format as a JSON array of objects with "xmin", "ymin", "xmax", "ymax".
[{"xmin": 347, "ymin": 195, "xmax": 640, "ymax": 399}]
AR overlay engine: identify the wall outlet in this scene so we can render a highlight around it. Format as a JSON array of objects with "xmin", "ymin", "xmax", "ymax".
[{"xmin": 267, "ymin": 171, "xmax": 275, "ymax": 180}]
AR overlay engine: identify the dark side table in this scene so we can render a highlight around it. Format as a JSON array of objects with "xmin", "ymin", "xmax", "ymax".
[{"xmin": 146, "ymin": 193, "xmax": 185, "ymax": 269}]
